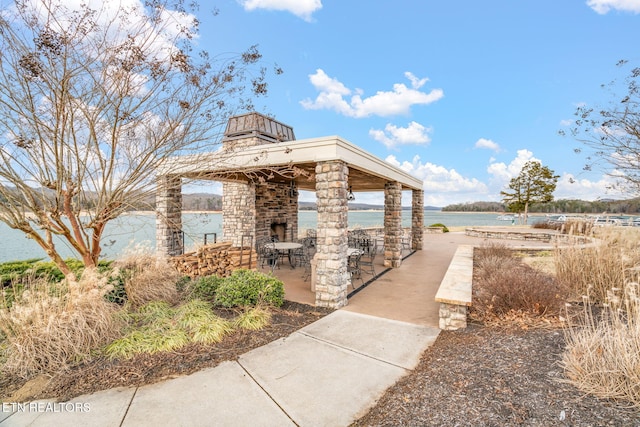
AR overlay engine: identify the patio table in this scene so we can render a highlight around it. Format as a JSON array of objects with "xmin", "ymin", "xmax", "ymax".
[
  {"xmin": 347, "ymin": 247, "xmax": 363, "ymax": 256},
  {"xmin": 268, "ymin": 242, "xmax": 303, "ymax": 268}
]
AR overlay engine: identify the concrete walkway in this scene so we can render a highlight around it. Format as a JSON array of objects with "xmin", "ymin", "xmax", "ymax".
[
  {"xmin": 0, "ymin": 310, "xmax": 440, "ymax": 427},
  {"xmin": 0, "ymin": 229, "xmax": 547, "ymax": 427}
]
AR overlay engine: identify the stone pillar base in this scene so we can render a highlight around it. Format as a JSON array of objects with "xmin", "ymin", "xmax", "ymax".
[{"xmin": 438, "ymin": 302, "xmax": 468, "ymax": 330}]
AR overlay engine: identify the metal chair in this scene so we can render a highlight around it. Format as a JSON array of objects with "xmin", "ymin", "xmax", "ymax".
[
  {"xmin": 263, "ymin": 244, "xmax": 280, "ymax": 272},
  {"xmin": 359, "ymin": 241, "xmax": 377, "ymax": 276},
  {"xmin": 258, "ymin": 239, "xmax": 279, "ymax": 271},
  {"xmin": 401, "ymin": 229, "xmax": 412, "ymax": 253},
  {"xmin": 347, "ymin": 251, "xmax": 363, "ymax": 288},
  {"xmin": 291, "ymin": 238, "xmax": 308, "ymax": 268}
]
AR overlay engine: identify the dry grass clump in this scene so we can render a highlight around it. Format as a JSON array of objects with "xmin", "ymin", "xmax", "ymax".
[
  {"xmin": 0, "ymin": 269, "xmax": 121, "ymax": 378},
  {"xmin": 472, "ymin": 243, "xmax": 568, "ymax": 322},
  {"xmin": 113, "ymin": 253, "xmax": 181, "ymax": 308},
  {"xmin": 555, "ymin": 227, "xmax": 640, "ymax": 302},
  {"xmin": 562, "ymin": 284, "xmax": 640, "ymax": 408},
  {"xmin": 561, "ymin": 219, "xmax": 594, "ymax": 235}
]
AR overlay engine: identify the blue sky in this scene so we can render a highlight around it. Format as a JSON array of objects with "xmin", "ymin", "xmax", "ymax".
[{"xmin": 192, "ymin": 1, "xmax": 640, "ymax": 207}]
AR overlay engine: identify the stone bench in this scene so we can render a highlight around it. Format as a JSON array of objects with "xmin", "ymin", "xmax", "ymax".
[{"xmin": 435, "ymin": 245, "xmax": 474, "ymax": 330}]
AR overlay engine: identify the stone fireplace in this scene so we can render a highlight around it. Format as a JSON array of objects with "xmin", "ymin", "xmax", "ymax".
[
  {"xmin": 220, "ymin": 113, "xmax": 299, "ymax": 246},
  {"xmin": 255, "ymin": 182, "xmax": 298, "ymax": 242},
  {"xmin": 270, "ymin": 222, "xmax": 287, "ymax": 242}
]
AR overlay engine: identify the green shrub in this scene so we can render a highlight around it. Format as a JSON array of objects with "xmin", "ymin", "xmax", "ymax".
[
  {"xmin": 0, "ymin": 259, "xmax": 43, "ymax": 286},
  {"xmin": 102, "ymin": 267, "xmax": 128, "ymax": 305},
  {"xmin": 189, "ymin": 275, "xmax": 225, "ymax": 300},
  {"xmin": 215, "ymin": 269, "xmax": 284, "ymax": 308},
  {"xmin": 176, "ymin": 275, "xmax": 192, "ymax": 293},
  {"xmin": 0, "ymin": 259, "xmax": 112, "ymax": 287},
  {"xmin": 428, "ymin": 223, "xmax": 449, "ymax": 232}
]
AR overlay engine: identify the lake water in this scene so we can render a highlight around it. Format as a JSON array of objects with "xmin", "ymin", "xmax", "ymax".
[{"xmin": 0, "ymin": 211, "xmax": 531, "ymax": 263}]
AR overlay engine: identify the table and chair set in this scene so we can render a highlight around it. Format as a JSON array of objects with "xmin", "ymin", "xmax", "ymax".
[
  {"xmin": 256, "ymin": 228, "xmax": 381, "ymax": 287},
  {"xmin": 256, "ymin": 233, "xmax": 316, "ymax": 280}
]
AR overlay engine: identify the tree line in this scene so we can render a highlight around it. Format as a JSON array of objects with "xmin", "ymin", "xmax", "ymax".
[{"xmin": 443, "ymin": 198, "xmax": 640, "ymax": 214}]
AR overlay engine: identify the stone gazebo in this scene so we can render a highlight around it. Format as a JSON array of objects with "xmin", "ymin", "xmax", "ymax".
[{"xmin": 156, "ymin": 112, "xmax": 424, "ymax": 308}]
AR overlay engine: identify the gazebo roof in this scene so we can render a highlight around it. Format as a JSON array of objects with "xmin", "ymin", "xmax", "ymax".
[{"xmin": 167, "ymin": 135, "xmax": 423, "ymax": 193}]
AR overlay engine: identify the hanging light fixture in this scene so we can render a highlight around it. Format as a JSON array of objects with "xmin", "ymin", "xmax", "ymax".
[
  {"xmin": 289, "ymin": 180, "xmax": 298, "ymax": 198},
  {"xmin": 347, "ymin": 186, "xmax": 355, "ymax": 201}
]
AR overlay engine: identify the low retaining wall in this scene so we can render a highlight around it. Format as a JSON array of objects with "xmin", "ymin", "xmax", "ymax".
[
  {"xmin": 465, "ymin": 227, "xmax": 593, "ymax": 245},
  {"xmin": 425, "ymin": 226, "xmax": 445, "ymax": 234},
  {"xmin": 435, "ymin": 245, "xmax": 473, "ymax": 330}
]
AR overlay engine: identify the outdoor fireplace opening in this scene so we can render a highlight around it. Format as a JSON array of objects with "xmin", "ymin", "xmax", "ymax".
[{"xmin": 271, "ymin": 222, "xmax": 287, "ymax": 242}]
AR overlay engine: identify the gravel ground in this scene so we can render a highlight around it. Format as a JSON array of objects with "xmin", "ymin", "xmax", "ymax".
[{"xmin": 352, "ymin": 322, "xmax": 640, "ymax": 427}]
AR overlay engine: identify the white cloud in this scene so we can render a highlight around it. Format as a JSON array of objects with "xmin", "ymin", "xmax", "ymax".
[
  {"xmin": 369, "ymin": 121, "xmax": 432, "ymax": 149},
  {"xmin": 554, "ymin": 173, "xmax": 621, "ymax": 200},
  {"xmin": 587, "ymin": 0, "xmax": 640, "ymax": 14},
  {"xmin": 486, "ymin": 149, "xmax": 540, "ymax": 183},
  {"xmin": 301, "ymin": 69, "xmax": 444, "ymax": 118},
  {"xmin": 238, "ymin": 0, "xmax": 322, "ymax": 21},
  {"xmin": 404, "ymin": 72, "xmax": 429, "ymax": 89},
  {"xmin": 378, "ymin": 148, "xmax": 634, "ymax": 206},
  {"xmin": 474, "ymin": 138, "xmax": 501, "ymax": 152},
  {"xmin": 386, "ymin": 155, "xmax": 489, "ymax": 206},
  {"xmin": 559, "ymin": 119, "xmax": 573, "ymax": 127}
]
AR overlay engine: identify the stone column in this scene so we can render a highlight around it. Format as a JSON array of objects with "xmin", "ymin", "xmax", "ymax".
[
  {"xmin": 222, "ymin": 181, "xmax": 256, "ymax": 247},
  {"xmin": 412, "ymin": 189, "xmax": 424, "ymax": 250},
  {"xmin": 156, "ymin": 175, "xmax": 183, "ymax": 257},
  {"xmin": 314, "ymin": 161, "xmax": 349, "ymax": 308},
  {"xmin": 384, "ymin": 181, "xmax": 403, "ymax": 268}
]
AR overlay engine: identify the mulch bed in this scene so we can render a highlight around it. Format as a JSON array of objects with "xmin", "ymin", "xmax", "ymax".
[
  {"xmin": 0, "ymin": 301, "xmax": 333, "ymax": 403},
  {"xmin": 353, "ymin": 321, "xmax": 640, "ymax": 426}
]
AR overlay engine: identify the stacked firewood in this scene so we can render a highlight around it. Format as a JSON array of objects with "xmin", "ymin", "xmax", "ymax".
[{"xmin": 171, "ymin": 241, "xmax": 257, "ymax": 278}]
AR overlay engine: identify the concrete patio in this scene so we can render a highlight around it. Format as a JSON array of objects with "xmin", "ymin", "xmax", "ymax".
[{"xmin": 261, "ymin": 227, "xmax": 565, "ymax": 328}]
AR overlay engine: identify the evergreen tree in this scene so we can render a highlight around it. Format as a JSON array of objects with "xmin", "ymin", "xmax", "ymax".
[{"xmin": 501, "ymin": 161, "xmax": 559, "ymax": 224}]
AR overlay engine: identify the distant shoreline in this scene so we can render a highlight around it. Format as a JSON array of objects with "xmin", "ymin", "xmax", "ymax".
[{"xmin": 128, "ymin": 210, "xmax": 549, "ymax": 215}]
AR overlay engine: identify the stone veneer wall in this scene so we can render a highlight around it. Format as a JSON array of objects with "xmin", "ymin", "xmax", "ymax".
[
  {"xmin": 156, "ymin": 176, "xmax": 183, "ymax": 256},
  {"xmin": 314, "ymin": 161, "xmax": 349, "ymax": 308},
  {"xmin": 465, "ymin": 228, "xmax": 594, "ymax": 245},
  {"xmin": 222, "ymin": 182, "xmax": 256, "ymax": 247},
  {"xmin": 255, "ymin": 182, "xmax": 299, "ymax": 243},
  {"xmin": 384, "ymin": 181, "xmax": 403, "ymax": 268},
  {"xmin": 411, "ymin": 189, "xmax": 424, "ymax": 251},
  {"xmin": 439, "ymin": 303, "xmax": 468, "ymax": 330}
]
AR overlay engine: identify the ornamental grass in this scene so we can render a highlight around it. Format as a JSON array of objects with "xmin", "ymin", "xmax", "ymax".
[{"xmin": 0, "ymin": 269, "xmax": 121, "ymax": 378}]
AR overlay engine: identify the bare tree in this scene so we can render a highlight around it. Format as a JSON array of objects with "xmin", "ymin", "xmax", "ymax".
[
  {"xmin": 565, "ymin": 60, "xmax": 640, "ymax": 193},
  {"xmin": 0, "ymin": 0, "xmax": 276, "ymax": 276}
]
